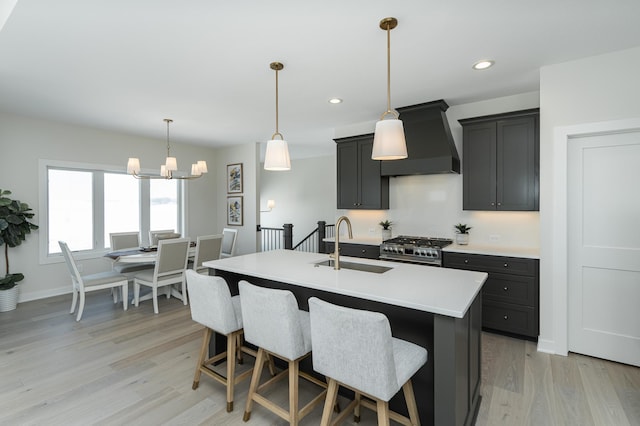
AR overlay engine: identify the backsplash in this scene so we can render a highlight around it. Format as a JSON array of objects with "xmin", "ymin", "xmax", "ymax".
[{"xmin": 340, "ymin": 173, "xmax": 540, "ymax": 248}]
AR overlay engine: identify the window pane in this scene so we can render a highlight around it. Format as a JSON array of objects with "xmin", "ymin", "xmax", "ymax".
[
  {"xmin": 48, "ymin": 169, "xmax": 93, "ymax": 253},
  {"xmin": 104, "ymin": 173, "xmax": 140, "ymax": 247},
  {"xmin": 150, "ymin": 179, "xmax": 178, "ymax": 233}
]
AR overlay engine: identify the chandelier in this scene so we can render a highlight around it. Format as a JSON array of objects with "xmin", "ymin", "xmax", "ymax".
[{"xmin": 127, "ymin": 119, "xmax": 208, "ymax": 180}]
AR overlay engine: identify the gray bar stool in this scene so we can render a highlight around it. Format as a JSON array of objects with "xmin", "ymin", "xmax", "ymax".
[
  {"xmin": 308, "ymin": 297, "xmax": 428, "ymax": 426},
  {"xmin": 239, "ymin": 280, "xmax": 327, "ymax": 425},
  {"xmin": 185, "ymin": 270, "xmax": 259, "ymax": 412}
]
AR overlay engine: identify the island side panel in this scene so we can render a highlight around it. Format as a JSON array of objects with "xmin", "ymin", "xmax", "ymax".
[
  {"xmin": 434, "ymin": 292, "xmax": 482, "ymax": 426},
  {"xmin": 212, "ymin": 269, "xmax": 441, "ymax": 425}
]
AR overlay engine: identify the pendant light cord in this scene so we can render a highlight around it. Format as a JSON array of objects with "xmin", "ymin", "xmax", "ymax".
[
  {"xmin": 386, "ymin": 23, "xmax": 391, "ymax": 114},
  {"xmin": 164, "ymin": 118, "xmax": 173, "ymax": 157},
  {"xmin": 380, "ymin": 20, "xmax": 398, "ymax": 120},
  {"xmin": 270, "ymin": 62, "xmax": 284, "ymax": 140}
]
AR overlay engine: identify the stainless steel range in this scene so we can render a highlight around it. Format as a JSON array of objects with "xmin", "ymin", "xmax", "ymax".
[{"xmin": 379, "ymin": 235, "xmax": 453, "ymax": 266}]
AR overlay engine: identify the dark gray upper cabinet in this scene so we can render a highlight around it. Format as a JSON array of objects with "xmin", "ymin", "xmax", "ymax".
[
  {"xmin": 335, "ymin": 134, "xmax": 389, "ymax": 210},
  {"xmin": 460, "ymin": 109, "xmax": 539, "ymax": 211}
]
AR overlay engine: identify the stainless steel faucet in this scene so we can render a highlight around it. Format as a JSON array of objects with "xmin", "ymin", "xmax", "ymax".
[{"xmin": 331, "ymin": 215, "xmax": 352, "ymax": 270}]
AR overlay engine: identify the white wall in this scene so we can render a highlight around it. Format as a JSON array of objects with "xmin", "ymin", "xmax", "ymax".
[
  {"xmin": 259, "ymin": 155, "xmax": 336, "ymax": 240},
  {"xmin": 214, "ymin": 142, "xmax": 261, "ymax": 255},
  {"xmin": 334, "ymin": 92, "xmax": 540, "ymax": 246},
  {"xmin": 538, "ymin": 46, "xmax": 640, "ymax": 354},
  {"xmin": 0, "ymin": 112, "xmax": 219, "ymax": 302}
]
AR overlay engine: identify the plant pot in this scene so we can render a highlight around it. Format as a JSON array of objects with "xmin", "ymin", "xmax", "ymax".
[
  {"xmin": 381, "ymin": 228, "xmax": 392, "ymax": 241},
  {"xmin": 0, "ymin": 286, "xmax": 19, "ymax": 312},
  {"xmin": 455, "ymin": 233, "xmax": 469, "ymax": 245}
]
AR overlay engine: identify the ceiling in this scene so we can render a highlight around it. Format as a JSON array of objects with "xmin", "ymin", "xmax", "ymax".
[{"xmin": 1, "ymin": 0, "xmax": 640, "ymax": 159}]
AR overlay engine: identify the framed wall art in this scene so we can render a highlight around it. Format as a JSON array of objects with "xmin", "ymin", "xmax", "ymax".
[
  {"xmin": 227, "ymin": 163, "xmax": 243, "ymax": 194},
  {"xmin": 227, "ymin": 196, "xmax": 243, "ymax": 226}
]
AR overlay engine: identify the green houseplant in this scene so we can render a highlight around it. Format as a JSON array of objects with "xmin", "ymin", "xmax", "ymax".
[
  {"xmin": 0, "ymin": 189, "xmax": 39, "ymax": 311},
  {"xmin": 454, "ymin": 223, "xmax": 471, "ymax": 245},
  {"xmin": 379, "ymin": 220, "xmax": 393, "ymax": 240}
]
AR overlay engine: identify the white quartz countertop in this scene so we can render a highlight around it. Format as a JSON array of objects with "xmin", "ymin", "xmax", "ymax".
[
  {"xmin": 443, "ymin": 243, "xmax": 540, "ymax": 259},
  {"xmin": 204, "ymin": 250, "xmax": 487, "ymax": 318}
]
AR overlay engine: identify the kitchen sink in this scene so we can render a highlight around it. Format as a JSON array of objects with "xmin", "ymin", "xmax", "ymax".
[{"xmin": 314, "ymin": 259, "xmax": 392, "ymax": 274}]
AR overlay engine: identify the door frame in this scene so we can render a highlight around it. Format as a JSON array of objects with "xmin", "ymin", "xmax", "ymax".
[{"xmin": 545, "ymin": 117, "xmax": 640, "ymax": 356}]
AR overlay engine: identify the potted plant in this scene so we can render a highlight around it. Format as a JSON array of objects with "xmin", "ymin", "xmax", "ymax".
[
  {"xmin": 454, "ymin": 223, "xmax": 471, "ymax": 245},
  {"xmin": 0, "ymin": 189, "xmax": 39, "ymax": 312},
  {"xmin": 379, "ymin": 220, "xmax": 393, "ymax": 241}
]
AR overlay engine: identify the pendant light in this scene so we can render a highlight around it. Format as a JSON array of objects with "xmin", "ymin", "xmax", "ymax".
[
  {"xmin": 264, "ymin": 61, "xmax": 292, "ymax": 171},
  {"xmin": 127, "ymin": 119, "xmax": 208, "ymax": 180},
  {"xmin": 372, "ymin": 17, "xmax": 408, "ymax": 161}
]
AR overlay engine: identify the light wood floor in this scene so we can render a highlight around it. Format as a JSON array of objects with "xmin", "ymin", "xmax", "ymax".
[{"xmin": 1, "ymin": 291, "xmax": 638, "ymax": 425}]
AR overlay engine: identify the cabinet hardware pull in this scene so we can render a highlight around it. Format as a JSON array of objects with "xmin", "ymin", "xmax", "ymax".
[
  {"xmin": 503, "ymin": 287, "xmax": 508, "ymax": 291},
  {"xmin": 491, "ymin": 202, "xmax": 495, "ymax": 206},
  {"xmin": 503, "ymin": 315, "xmax": 508, "ymax": 320},
  {"xmin": 464, "ymin": 259, "xmax": 469, "ymax": 264},
  {"xmin": 361, "ymin": 249, "xmax": 366, "ymax": 253},
  {"xmin": 497, "ymin": 202, "xmax": 501, "ymax": 206},
  {"xmin": 504, "ymin": 263, "xmax": 508, "ymax": 267}
]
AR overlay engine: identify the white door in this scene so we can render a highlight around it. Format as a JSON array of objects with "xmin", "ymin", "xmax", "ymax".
[{"xmin": 568, "ymin": 130, "xmax": 640, "ymax": 366}]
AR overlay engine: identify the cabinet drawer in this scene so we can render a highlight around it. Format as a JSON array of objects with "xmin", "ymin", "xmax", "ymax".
[
  {"xmin": 483, "ymin": 273, "xmax": 536, "ymax": 306},
  {"xmin": 444, "ymin": 252, "xmax": 537, "ymax": 277},
  {"xmin": 483, "ymin": 300, "xmax": 538, "ymax": 337},
  {"xmin": 325, "ymin": 242, "xmax": 379, "ymax": 260}
]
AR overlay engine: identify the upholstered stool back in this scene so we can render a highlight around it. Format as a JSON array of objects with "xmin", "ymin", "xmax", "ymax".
[
  {"xmin": 238, "ymin": 280, "xmax": 310, "ymax": 361},
  {"xmin": 186, "ymin": 270, "xmax": 241, "ymax": 334}
]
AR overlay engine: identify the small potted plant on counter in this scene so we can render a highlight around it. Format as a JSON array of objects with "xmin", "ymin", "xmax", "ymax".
[
  {"xmin": 0, "ymin": 189, "xmax": 39, "ymax": 312},
  {"xmin": 379, "ymin": 220, "xmax": 393, "ymax": 241},
  {"xmin": 454, "ymin": 223, "xmax": 471, "ymax": 245}
]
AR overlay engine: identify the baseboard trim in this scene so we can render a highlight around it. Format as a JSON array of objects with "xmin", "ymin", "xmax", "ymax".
[
  {"xmin": 19, "ymin": 287, "xmax": 70, "ymax": 303},
  {"xmin": 537, "ymin": 338, "xmax": 564, "ymax": 355}
]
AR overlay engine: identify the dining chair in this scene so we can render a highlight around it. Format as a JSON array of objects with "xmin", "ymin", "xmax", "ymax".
[
  {"xmin": 108, "ymin": 231, "xmax": 154, "ymax": 303},
  {"xmin": 59, "ymin": 241, "xmax": 129, "ymax": 321},
  {"xmin": 133, "ymin": 237, "xmax": 190, "ymax": 314},
  {"xmin": 109, "ymin": 231, "xmax": 154, "ymax": 273},
  {"xmin": 148, "ymin": 229, "xmax": 175, "ymax": 246},
  {"xmin": 192, "ymin": 234, "xmax": 223, "ymax": 273},
  {"xmin": 110, "ymin": 231, "xmax": 141, "ymax": 250},
  {"xmin": 308, "ymin": 297, "xmax": 428, "ymax": 426},
  {"xmin": 220, "ymin": 228, "xmax": 238, "ymax": 258}
]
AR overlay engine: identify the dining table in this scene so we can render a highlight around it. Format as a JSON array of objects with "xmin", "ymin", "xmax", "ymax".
[{"xmin": 104, "ymin": 245, "xmax": 196, "ymax": 302}]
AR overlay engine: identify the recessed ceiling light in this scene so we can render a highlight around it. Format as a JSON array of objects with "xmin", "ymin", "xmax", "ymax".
[
  {"xmin": 472, "ymin": 60, "xmax": 494, "ymax": 70},
  {"xmin": 328, "ymin": 98, "xmax": 343, "ymax": 104}
]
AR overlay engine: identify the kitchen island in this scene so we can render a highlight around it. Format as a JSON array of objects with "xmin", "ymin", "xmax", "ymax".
[{"xmin": 203, "ymin": 250, "xmax": 487, "ymax": 426}]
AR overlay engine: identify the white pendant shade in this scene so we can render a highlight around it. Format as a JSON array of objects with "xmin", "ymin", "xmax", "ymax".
[
  {"xmin": 264, "ymin": 138, "xmax": 291, "ymax": 171},
  {"xmin": 165, "ymin": 156, "xmax": 178, "ymax": 171},
  {"xmin": 127, "ymin": 158, "xmax": 141, "ymax": 174},
  {"xmin": 196, "ymin": 160, "xmax": 208, "ymax": 174},
  {"xmin": 372, "ymin": 118, "xmax": 407, "ymax": 160}
]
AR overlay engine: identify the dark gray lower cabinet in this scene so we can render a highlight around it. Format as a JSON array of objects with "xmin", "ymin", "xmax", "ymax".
[
  {"xmin": 443, "ymin": 252, "xmax": 539, "ymax": 339},
  {"xmin": 323, "ymin": 242, "xmax": 379, "ymax": 259}
]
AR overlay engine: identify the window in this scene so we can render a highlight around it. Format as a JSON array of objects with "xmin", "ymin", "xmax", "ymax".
[
  {"xmin": 47, "ymin": 169, "xmax": 93, "ymax": 253},
  {"xmin": 40, "ymin": 160, "xmax": 184, "ymax": 261},
  {"xmin": 104, "ymin": 172, "xmax": 140, "ymax": 245},
  {"xmin": 150, "ymin": 179, "xmax": 178, "ymax": 232}
]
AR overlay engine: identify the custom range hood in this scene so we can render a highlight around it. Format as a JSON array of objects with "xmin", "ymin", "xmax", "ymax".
[{"xmin": 380, "ymin": 99, "xmax": 460, "ymax": 176}]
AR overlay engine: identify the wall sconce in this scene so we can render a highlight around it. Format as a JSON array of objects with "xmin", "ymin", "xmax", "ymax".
[{"xmin": 260, "ymin": 199, "xmax": 276, "ymax": 212}]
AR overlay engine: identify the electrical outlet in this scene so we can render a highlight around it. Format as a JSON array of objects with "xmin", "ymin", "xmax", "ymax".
[{"xmin": 489, "ymin": 234, "xmax": 500, "ymax": 242}]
